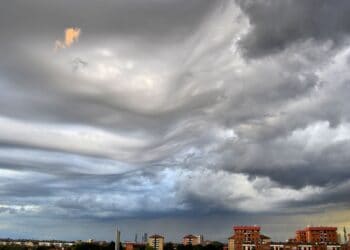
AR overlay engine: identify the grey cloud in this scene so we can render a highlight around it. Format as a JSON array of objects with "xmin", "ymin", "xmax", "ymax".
[
  {"xmin": 236, "ymin": 0, "xmax": 350, "ymax": 58},
  {"xmin": 1, "ymin": 0, "xmax": 350, "ymax": 241},
  {"xmin": 0, "ymin": 0, "xmax": 219, "ymax": 46}
]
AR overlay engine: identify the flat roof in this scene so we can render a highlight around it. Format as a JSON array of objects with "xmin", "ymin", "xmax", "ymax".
[{"xmin": 233, "ymin": 226, "xmax": 261, "ymax": 231}]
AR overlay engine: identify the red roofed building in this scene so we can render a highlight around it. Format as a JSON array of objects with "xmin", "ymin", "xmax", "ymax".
[
  {"xmin": 233, "ymin": 226, "xmax": 261, "ymax": 245},
  {"xmin": 229, "ymin": 226, "xmax": 270, "ymax": 250},
  {"xmin": 125, "ymin": 242, "xmax": 146, "ymax": 250},
  {"xmin": 295, "ymin": 227, "xmax": 338, "ymax": 244},
  {"xmin": 296, "ymin": 230, "xmax": 307, "ymax": 243}
]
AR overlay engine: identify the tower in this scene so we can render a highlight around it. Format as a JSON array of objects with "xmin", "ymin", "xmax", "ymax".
[
  {"xmin": 115, "ymin": 227, "xmax": 121, "ymax": 250},
  {"xmin": 344, "ymin": 227, "xmax": 347, "ymax": 243}
]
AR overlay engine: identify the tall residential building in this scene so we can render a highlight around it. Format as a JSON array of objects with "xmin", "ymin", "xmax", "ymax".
[
  {"xmin": 183, "ymin": 235, "xmax": 203, "ymax": 246},
  {"xmin": 228, "ymin": 225, "xmax": 341, "ymax": 250},
  {"xmin": 229, "ymin": 225, "xmax": 270, "ymax": 250},
  {"xmin": 148, "ymin": 235, "xmax": 164, "ymax": 250},
  {"xmin": 234, "ymin": 226, "xmax": 261, "ymax": 245},
  {"xmin": 295, "ymin": 227, "xmax": 338, "ymax": 244}
]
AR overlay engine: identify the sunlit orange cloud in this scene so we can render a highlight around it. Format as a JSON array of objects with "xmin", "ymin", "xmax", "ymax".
[{"xmin": 54, "ymin": 27, "xmax": 81, "ymax": 52}]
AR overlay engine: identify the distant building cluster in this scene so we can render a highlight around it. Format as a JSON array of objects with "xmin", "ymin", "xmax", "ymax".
[
  {"xmin": 1, "ymin": 224, "xmax": 350, "ymax": 250},
  {"xmin": 0, "ymin": 239, "xmax": 75, "ymax": 248},
  {"xmin": 123, "ymin": 225, "xmax": 350, "ymax": 250},
  {"xmin": 227, "ymin": 225, "xmax": 349, "ymax": 250},
  {"xmin": 123, "ymin": 233, "xmax": 207, "ymax": 250}
]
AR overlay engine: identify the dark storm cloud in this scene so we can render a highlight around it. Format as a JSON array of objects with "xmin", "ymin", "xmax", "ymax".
[{"xmin": 235, "ymin": 0, "xmax": 350, "ymax": 57}]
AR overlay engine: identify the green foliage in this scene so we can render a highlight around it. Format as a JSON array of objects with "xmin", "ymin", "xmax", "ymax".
[
  {"xmin": 174, "ymin": 242, "xmax": 224, "ymax": 250},
  {"xmin": 203, "ymin": 242, "xmax": 224, "ymax": 250},
  {"xmin": 193, "ymin": 245, "xmax": 202, "ymax": 250},
  {"xmin": 34, "ymin": 246, "xmax": 51, "ymax": 250},
  {"xmin": 73, "ymin": 242, "xmax": 120, "ymax": 250},
  {"xmin": 0, "ymin": 245, "xmax": 28, "ymax": 250},
  {"xmin": 145, "ymin": 245, "xmax": 154, "ymax": 250},
  {"xmin": 137, "ymin": 245, "xmax": 145, "ymax": 250},
  {"xmin": 164, "ymin": 243, "xmax": 174, "ymax": 250}
]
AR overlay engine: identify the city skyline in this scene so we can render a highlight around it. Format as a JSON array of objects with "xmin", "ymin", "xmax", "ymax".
[
  {"xmin": 0, "ymin": 224, "xmax": 349, "ymax": 245},
  {"xmin": 1, "ymin": 0, "xmax": 350, "ymax": 242}
]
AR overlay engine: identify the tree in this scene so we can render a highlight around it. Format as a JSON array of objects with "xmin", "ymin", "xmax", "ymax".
[
  {"xmin": 164, "ymin": 243, "xmax": 174, "ymax": 250},
  {"xmin": 203, "ymin": 242, "xmax": 224, "ymax": 250}
]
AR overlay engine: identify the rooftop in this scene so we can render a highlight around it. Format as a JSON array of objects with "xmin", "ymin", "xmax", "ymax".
[
  {"xmin": 233, "ymin": 226, "xmax": 261, "ymax": 231},
  {"xmin": 183, "ymin": 235, "xmax": 199, "ymax": 239},
  {"xmin": 149, "ymin": 235, "xmax": 164, "ymax": 239}
]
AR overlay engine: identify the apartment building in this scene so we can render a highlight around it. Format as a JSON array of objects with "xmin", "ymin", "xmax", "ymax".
[
  {"xmin": 228, "ymin": 226, "xmax": 271, "ymax": 250},
  {"xmin": 229, "ymin": 225, "xmax": 342, "ymax": 250},
  {"xmin": 296, "ymin": 231, "xmax": 307, "ymax": 244},
  {"xmin": 295, "ymin": 227, "xmax": 338, "ymax": 244},
  {"xmin": 182, "ymin": 234, "xmax": 203, "ymax": 246},
  {"xmin": 148, "ymin": 235, "xmax": 164, "ymax": 250}
]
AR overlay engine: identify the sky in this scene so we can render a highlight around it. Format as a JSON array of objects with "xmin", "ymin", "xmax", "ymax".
[{"xmin": 0, "ymin": 0, "xmax": 350, "ymax": 243}]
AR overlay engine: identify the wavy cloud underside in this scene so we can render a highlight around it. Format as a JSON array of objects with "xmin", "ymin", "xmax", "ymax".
[{"xmin": 0, "ymin": 0, "xmax": 350, "ymax": 241}]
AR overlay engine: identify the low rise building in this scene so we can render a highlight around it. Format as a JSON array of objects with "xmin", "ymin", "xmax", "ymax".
[
  {"xmin": 24, "ymin": 241, "xmax": 35, "ymax": 247},
  {"xmin": 39, "ymin": 241, "xmax": 53, "ymax": 247},
  {"xmin": 125, "ymin": 242, "xmax": 145, "ymax": 250}
]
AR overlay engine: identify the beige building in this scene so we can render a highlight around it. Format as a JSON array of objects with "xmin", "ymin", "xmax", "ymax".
[
  {"xmin": 148, "ymin": 235, "xmax": 164, "ymax": 250},
  {"xmin": 228, "ymin": 235, "xmax": 235, "ymax": 250},
  {"xmin": 183, "ymin": 235, "xmax": 203, "ymax": 246}
]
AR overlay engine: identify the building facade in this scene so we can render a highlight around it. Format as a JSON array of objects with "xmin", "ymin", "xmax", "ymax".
[
  {"xmin": 295, "ymin": 227, "xmax": 338, "ymax": 244},
  {"xmin": 148, "ymin": 235, "xmax": 164, "ymax": 250},
  {"xmin": 229, "ymin": 225, "xmax": 342, "ymax": 250},
  {"xmin": 228, "ymin": 226, "xmax": 270, "ymax": 250},
  {"xmin": 228, "ymin": 235, "xmax": 235, "ymax": 250},
  {"xmin": 296, "ymin": 231, "xmax": 307, "ymax": 244},
  {"xmin": 182, "ymin": 235, "xmax": 203, "ymax": 246}
]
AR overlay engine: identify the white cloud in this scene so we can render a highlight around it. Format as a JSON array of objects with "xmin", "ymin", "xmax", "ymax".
[
  {"xmin": 289, "ymin": 121, "xmax": 350, "ymax": 151},
  {"xmin": 175, "ymin": 168, "xmax": 323, "ymax": 212}
]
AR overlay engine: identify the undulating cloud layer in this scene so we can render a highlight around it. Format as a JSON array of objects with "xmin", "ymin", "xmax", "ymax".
[{"xmin": 0, "ymin": 0, "xmax": 350, "ymax": 242}]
